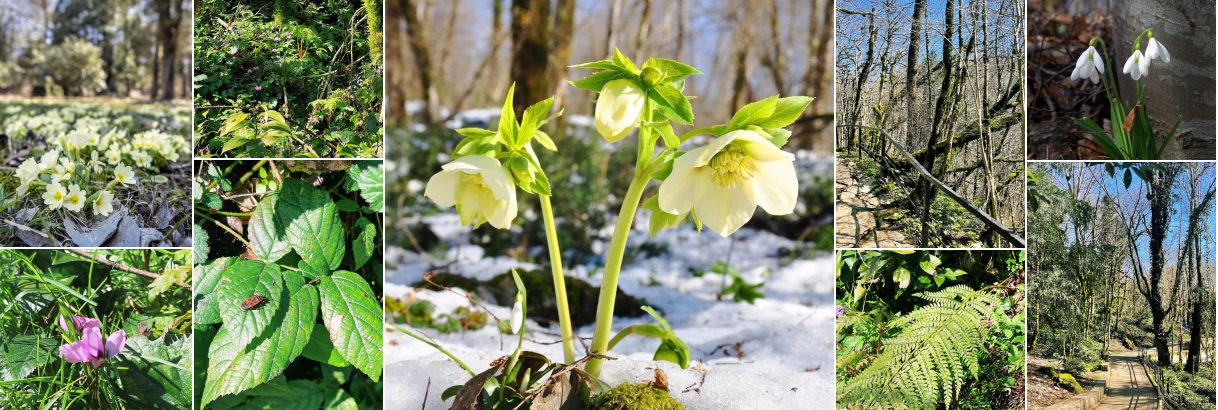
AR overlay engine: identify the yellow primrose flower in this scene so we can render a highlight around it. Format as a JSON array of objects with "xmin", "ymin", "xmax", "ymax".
[
  {"xmin": 92, "ymin": 190, "xmax": 115, "ymax": 216},
  {"xmin": 62, "ymin": 184, "xmax": 86, "ymax": 212},
  {"xmin": 114, "ymin": 164, "xmax": 136, "ymax": 185},
  {"xmin": 39, "ymin": 150, "xmax": 59, "ymax": 171},
  {"xmin": 657, "ymin": 129, "xmax": 798, "ymax": 237},
  {"xmin": 15, "ymin": 159, "xmax": 40, "ymax": 184},
  {"xmin": 42, "ymin": 182, "xmax": 67, "ymax": 209},
  {"xmin": 105, "ymin": 148, "xmax": 122, "ymax": 165},
  {"xmin": 424, "ymin": 155, "xmax": 518, "ymax": 229}
]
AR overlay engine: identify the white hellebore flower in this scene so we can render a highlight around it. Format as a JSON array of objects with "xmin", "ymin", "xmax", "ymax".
[
  {"xmin": 114, "ymin": 164, "xmax": 136, "ymax": 185},
  {"xmin": 92, "ymin": 190, "xmax": 115, "ymax": 216},
  {"xmin": 1123, "ymin": 49, "xmax": 1150, "ymax": 80},
  {"xmin": 1146, "ymin": 37, "xmax": 1170, "ymax": 62},
  {"xmin": 658, "ymin": 129, "xmax": 798, "ymax": 237},
  {"xmin": 1071, "ymin": 46, "xmax": 1104, "ymax": 84},
  {"xmin": 509, "ymin": 299, "xmax": 524, "ymax": 335},
  {"xmin": 62, "ymin": 184, "xmax": 86, "ymax": 212},
  {"xmin": 594, "ymin": 79, "xmax": 646, "ymax": 143},
  {"xmin": 424, "ymin": 155, "xmax": 518, "ymax": 229},
  {"xmin": 42, "ymin": 182, "xmax": 67, "ymax": 209}
]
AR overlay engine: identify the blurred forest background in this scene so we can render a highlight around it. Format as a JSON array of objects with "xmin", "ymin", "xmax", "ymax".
[
  {"xmin": 387, "ymin": 0, "xmax": 834, "ymax": 150},
  {"xmin": 835, "ymin": 0, "xmax": 1025, "ymax": 248},
  {"xmin": 0, "ymin": 0, "xmax": 191, "ymax": 99}
]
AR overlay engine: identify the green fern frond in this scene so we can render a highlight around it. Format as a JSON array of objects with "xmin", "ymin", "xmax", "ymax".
[{"xmin": 837, "ymin": 285, "xmax": 1002, "ymax": 409}]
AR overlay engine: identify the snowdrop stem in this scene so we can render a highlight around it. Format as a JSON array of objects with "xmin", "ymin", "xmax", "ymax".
[
  {"xmin": 538, "ymin": 195, "xmax": 576, "ymax": 365},
  {"xmin": 1094, "ymin": 38, "xmax": 1120, "ymax": 102},
  {"xmin": 586, "ymin": 171, "xmax": 651, "ymax": 377}
]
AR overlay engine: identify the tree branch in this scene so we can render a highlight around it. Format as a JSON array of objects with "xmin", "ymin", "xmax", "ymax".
[{"xmin": 67, "ymin": 249, "xmax": 191, "ymax": 291}]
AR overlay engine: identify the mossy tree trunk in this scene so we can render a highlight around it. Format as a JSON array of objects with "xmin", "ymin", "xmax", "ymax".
[{"xmin": 509, "ymin": 0, "xmax": 551, "ymax": 116}]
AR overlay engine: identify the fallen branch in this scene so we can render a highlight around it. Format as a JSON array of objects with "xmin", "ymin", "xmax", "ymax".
[{"xmin": 67, "ymin": 249, "xmax": 192, "ymax": 291}]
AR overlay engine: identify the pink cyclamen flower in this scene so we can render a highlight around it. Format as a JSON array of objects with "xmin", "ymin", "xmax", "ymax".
[
  {"xmin": 275, "ymin": 37, "xmax": 281, "ymax": 41},
  {"xmin": 254, "ymin": 66, "xmax": 259, "ymax": 70},
  {"xmin": 255, "ymin": 86, "xmax": 262, "ymax": 91},
  {"xmin": 247, "ymin": 69, "xmax": 252, "ymax": 73},
  {"xmin": 59, "ymin": 315, "xmax": 100, "ymax": 332},
  {"xmin": 273, "ymin": 48, "xmax": 279, "ymax": 53},
  {"xmin": 58, "ymin": 317, "xmax": 125, "ymax": 368}
]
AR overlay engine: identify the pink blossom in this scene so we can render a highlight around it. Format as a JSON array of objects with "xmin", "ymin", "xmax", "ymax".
[
  {"xmin": 254, "ymin": 66, "xmax": 259, "ymax": 71},
  {"xmin": 59, "ymin": 315, "xmax": 100, "ymax": 332},
  {"xmin": 255, "ymin": 86, "xmax": 262, "ymax": 91},
  {"xmin": 247, "ymin": 69, "xmax": 252, "ymax": 73},
  {"xmin": 273, "ymin": 48, "xmax": 279, "ymax": 53},
  {"xmin": 275, "ymin": 37, "xmax": 281, "ymax": 41},
  {"xmin": 58, "ymin": 316, "xmax": 125, "ymax": 368}
]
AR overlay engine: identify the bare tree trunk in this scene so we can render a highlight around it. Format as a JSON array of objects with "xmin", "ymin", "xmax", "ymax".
[
  {"xmin": 763, "ymin": 0, "xmax": 785, "ymax": 93},
  {"xmin": 437, "ymin": 0, "xmax": 461, "ymax": 71},
  {"xmin": 675, "ymin": 0, "xmax": 685, "ymax": 59},
  {"xmin": 903, "ymin": 0, "xmax": 926, "ymax": 139},
  {"xmin": 918, "ymin": 0, "xmax": 948, "ymax": 246},
  {"xmin": 490, "ymin": 0, "xmax": 507, "ymax": 104},
  {"xmin": 509, "ymin": 0, "xmax": 552, "ymax": 115},
  {"xmin": 634, "ymin": 0, "xmax": 652, "ymax": 56},
  {"xmin": 386, "ymin": 0, "xmax": 405, "ymax": 123},
  {"xmin": 157, "ymin": 0, "xmax": 182, "ymax": 100},
  {"xmin": 151, "ymin": 40, "xmax": 160, "ymax": 99},
  {"xmin": 606, "ymin": 0, "xmax": 625, "ymax": 55},
  {"xmin": 551, "ymin": 0, "xmax": 576, "ymax": 112},
  {"xmin": 402, "ymin": 0, "xmax": 439, "ymax": 123}
]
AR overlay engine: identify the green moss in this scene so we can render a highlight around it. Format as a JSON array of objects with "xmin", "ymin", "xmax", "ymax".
[
  {"xmin": 1058, "ymin": 373, "xmax": 1084, "ymax": 393},
  {"xmin": 1040, "ymin": 365, "xmax": 1059, "ymax": 379},
  {"xmin": 591, "ymin": 383, "xmax": 684, "ymax": 410}
]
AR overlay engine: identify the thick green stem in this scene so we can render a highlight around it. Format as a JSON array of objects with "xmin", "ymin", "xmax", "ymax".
[
  {"xmin": 584, "ymin": 172, "xmax": 649, "ymax": 376},
  {"xmin": 539, "ymin": 195, "xmax": 576, "ymax": 364}
]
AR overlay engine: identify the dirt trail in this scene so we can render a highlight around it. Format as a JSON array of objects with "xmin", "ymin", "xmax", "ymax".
[
  {"xmin": 1095, "ymin": 350, "xmax": 1158, "ymax": 410},
  {"xmin": 834, "ymin": 157, "xmax": 916, "ymax": 248}
]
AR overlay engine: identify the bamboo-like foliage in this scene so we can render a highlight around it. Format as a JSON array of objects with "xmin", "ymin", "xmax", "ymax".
[{"xmin": 838, "ymin": 285, "xmax": 1002, "ymax": 408}]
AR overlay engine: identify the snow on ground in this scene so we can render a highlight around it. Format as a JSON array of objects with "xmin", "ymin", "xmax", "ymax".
[{"xmin": 384, "ymin": 212, "xmax": 835, "ymax": 409}]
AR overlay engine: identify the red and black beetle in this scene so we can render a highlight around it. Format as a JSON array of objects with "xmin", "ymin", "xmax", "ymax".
[{"xmin": 241, "ymin": 294, "xmax": 267, "ymax": 310}]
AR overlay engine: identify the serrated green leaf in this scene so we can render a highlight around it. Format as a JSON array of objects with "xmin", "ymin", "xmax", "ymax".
[
  {"xmin": 533, "ymin": 130, "xmax": 557, "ymax": 151},
  {"xmin": 276, "ymin": 179, "xmax": 346, "ymax": 270},
  {"xmin": 612, "ymin": 48, "xmax": 639, "ymax": 73},
  {"xmin": 230, "ymin": 378, "xmax": 325, "ymax": 409},
  {"xmin": 641, "ymin": 58, "xmax": 702, "ymax": 83},
  {"xmin": 215, "ymin": 260, "xmax": 285, "ymax": 351},
  {"xmin": 569, "ymin": 69, "xmax": 637, "ymax": 93},
  {"xmin": 353, "ymin": 217, "xmax": 376, "ymax": 270},
  {"xmin": 201, "ymin": 192, "xmax": 224, "ymax": 210},
  {"xmin": 116, "ymin": 335, "xmax": 192, "ymax": 409},
  {"xmin": 765, "ymin": 128, "xmax": 792, "ymax": 148},
  {"xmin": 335, "ymin": 198, "xmax": 360, "ymax": 212},
  {"xmin": 0, "ymin": 335, "xmax": 57, "ymax": 381},
  {"xmin": 321, "ymin": 388, "xmax": 358, "ymax": 410},
  {"xmin": 319, "ymin": 271, "xmax": 383, "ymax": 381},
  {"xmin": 498, "ymin": 84, "xmax": 519, "ymax": 146},
  {"xmin": 752, "ymin": 96, "xmax": 813, "ymax": 128},
  {"xmin": 301, "ymin": 326, "xmax": 350, "ymax": 367},
  {"xmin": 193, "ymin": 224, "xmax": 210, "ymax": 265},
  {"xmin": 346, "ymin": 161, "xmax": 384, "ymax": 213},
  {"xmin": 518, "ymin": 97, "xmax": 554, "ymax": 148},
  {"xmin": 194, "ymin": 257, "xmax": 234, "ymax": 325},
  {"xmin": 571, "ymin": 59, "xmax": 621, "ymax": 71},
  {"xmin": 247, "ymin": 194, "xmax": 292, "ymax": 263},
  {"xmin": 730, "ymin": 95, "xmax": 779, "ymax": 128},
  {"xmin": 202, "ymin": 269, "xmax": 317, "ymax": 407},
  {"xmin": 651, "ymin": 84, "xmax": 694, "ymax": 125}
]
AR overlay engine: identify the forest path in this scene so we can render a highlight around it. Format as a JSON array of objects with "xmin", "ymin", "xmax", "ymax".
[
  {"xmin": 1095, "ymin": 350, "xmax": 1158, "ymax": 410},
  {"xmin": 834, "ymin": 157, "xmax": 916, "ymax": 248}
]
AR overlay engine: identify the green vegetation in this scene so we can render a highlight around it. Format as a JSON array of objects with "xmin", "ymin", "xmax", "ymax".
[
  {"xmin": 0, "ymin": 249, "xmax": 193, "ymax": 409},
  {"xmin": 193, "ymin": 0, "xmax": 384, "ymax": 158},
  {"xmin": 836, "ymin": 250, "xmax": 1025, "ymax": 409},
  {"xmin": 193, "ymin": 159, "xmax": 384, "ymax": 409}
]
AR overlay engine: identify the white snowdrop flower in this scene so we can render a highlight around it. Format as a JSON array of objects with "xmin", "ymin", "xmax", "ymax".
[
  {"xmin": 424, "ymin": 155, "xmax": 518, "ymax": 230},
  {"xmin": 1146, "ymin": 37, "xmax": 1170, "ymax": 62},
  {"xmin": 1123, "ymin": 49, "xmax": 1150, "ymax": 80},
  {"xmin": 595, "ymin": 79, "xmax": 646, "ymax": 143},
  {"xmin": 1071, "ymin": 46, "xmax": 1104, "ymax": 84},
  {"xmin": 510, "ymin": 299, "xmax": 524, "ymax": 335},
  {"xmin": 658, "ymin": 129, "xmax": 798, "ymax": 237}
]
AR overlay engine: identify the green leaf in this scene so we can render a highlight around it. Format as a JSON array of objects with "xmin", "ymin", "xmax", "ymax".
[
  {"xmin": 651, "ymin": 84, "xmax": 694, "ymax": 125},
  {"xmin": 352, "ymin": 217, "xmax": 377, "ymax": 270},
  {"xmin": 301, "ymin": 326, "xmax": 350, "ymax": 367},
  {"xmin": 641, "ymin": 58, "xmax": 702, "ymax": 83},
  {"xmin": 318, "ymin": 271, "xmax": 384, "ymax": 381},
  {"xmin": 764, "ymin": 128, "xmax": 792, "ymax": 148},
  {"xmin": 194, "ymin": 257, "xmax": 235, "ymax": 325},
  {"xmin": 918, "ymin": 253, "xmax": 940, "ymax": 275},
  {"xmin": 247, "ymin": 194, "xmax": 292, "ymax": 263},
  {"xmin": 230, "ymin": 378, "xmax": 325, "ymax": 409},
  {"xmin": 202, "ymin": 269, "xmax": 318, "ymax": 407},
  {"xmin": 1123, "ymin": 169, "xmax": 1132, "ymax": 189},
  {"xmin": 215, "ymin": 260, "xmax": 285, "ymax": 351},
  {"xmin": 335, "ymin": 198, "xmax": 360, "ymax": 212},
  {"xmin": 221, "ymin": 137, "xmax": 251, "ymax": 154},
  {"xmin": 200, "ymin": 192, "xmax": 224, "ymax": 210},
  {"xmin": 570, "ymin": 59, "xmax": 621, "ymax": 71},
  {"xmin": 895, "ymin": 266, "xmax": 912, "ymax": 289},
  {"xmin": 752, "ymin": 96, "xmax": 813, "ymax": 128},
  {"xmin": 346, "ymin": 161, "xmax": 384, "ymax": 212},
  {"xmin": 193, "ymin": 224, "xmax": 210, "ymax": 265},
  {"xmin": 220, "ymin": 113, "xmax": 250, "ymax": 136},
  {"xmin": 730, "ymin": 95, "xmax": 779, "ymax": 129},
  {"xmin": 321, "ymin": 388, "xmax": 359, "ymax": 410},
  {"xmin": 0, "ymin": 335, "xmax": 57, "ymax": 381},
  {"xmin": 569, "ymin": 69, "xmax": 637, "ymax": 93},
  {"xmin": 533, "ymin": 130, "xmax": 557, "ymax": 151},
  {"xmin": 612, "ymin": 48, "xmax": 639, "ymax": 73},
  {"xmin": 116, "ymin": 335, "xmax": 192, "ymax": 409},
  {"xmin": 518, "ymin": 97, "xmax": 554, "ymax": 148},
  {"xmin": 498, "ymin": 83, "xmax": 519, "ymax": 146},
  {"xmin": 276, "ymin": 179, "xmax": 346, "ymax": 271}
]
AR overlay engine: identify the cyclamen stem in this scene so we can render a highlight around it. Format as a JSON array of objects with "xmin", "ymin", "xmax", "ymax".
[
  {"xmin": 586, "ymin": 97, "xmax": 657, "ymax": 377},
  {"xmin": 539, "ymin": 194, "xmax": 576, "ymax": 364}
]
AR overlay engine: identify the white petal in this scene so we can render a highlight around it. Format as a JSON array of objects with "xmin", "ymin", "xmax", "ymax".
[
  {"xmin": 478, "ymin": 164, "xmax": 516, "ymax": 202},
  {"xmin": 1075, "ymin": 47, "xmax": 1091, "ymax": 69},
  {"xmin": 442, "ymin": 154, "xmax": 499, "ymax": 173},
  {"xmin": 752, "ymin": 159, "xmax": 798, "ymax": 215},
  {"xmin": 1158, "ymin": 40, "xmax": 1170, "ymax": 62},
  {"xmin": 1123, "ymin": 53, "xmax": 1136, "ymax": 74},
  {"xmin": 1090, "ymin": 68, "xmax": 1100, "ymax": 84},
  {"xmin": 484, "ymin": 197, "xmax": 516, "ymax": 229},
  {"xmin": 682, "ymin": 131, "xmax": 744, "ymax": 167},
  {"xmin": 594, "ymin": 79, "xmax": 646, "ymax": 142},
  {"xmin": 1138, "ymin": 53, "xmax": 1151, "ymax": 77},
  {"xmin": 424, "ymin": 170, "xmax": 461, "ymax": 208},
  {"xmin": 658, "ymin": 163, "xmax": 710, "ymax": 215},
  {"xmin": 454, "ymin": 183, "xmax": 485, "ymax": 226},
  {"xmin": 1070, "ymin": 63, "xmax": 1082, "ymax": 81},
  {"xmin": 694, "ymin": 182, "xmax": 756, "ymax": 237},
  {"xmin": 1092, "ymin": 50, "xmax": 1104, "ymax": 74},
  {"xmin": 736, "ymin": 131, "xmax": 793, "ymax": 162}
]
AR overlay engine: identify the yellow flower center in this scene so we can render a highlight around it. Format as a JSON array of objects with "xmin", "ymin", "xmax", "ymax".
[
  {"xmin": 67, "ymin": 195, "xmax": 79, "ymax": 205},
  {"xmin": 461, "ymin": 173, "xmax": 491, "ymax": 195},
  {"xmin": 708, "ymin": 143, "xmax": 757, "ymax": 188},
  {"xmin": 53, "ymin": 192, "xmax": 63, "ymax": 201}
]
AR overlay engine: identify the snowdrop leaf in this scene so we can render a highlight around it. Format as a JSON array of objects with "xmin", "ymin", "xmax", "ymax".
[
  {"xmin": 650, "ymin": 84, "xmax": 694, "ymax": 125},
  {"xmin": 202, "ymin": 269, "xmax": 317, "ymax": 407},
  {"xmin": 116, "ymin": 335, "xmax": 192, "ymax": 409},
  {"xmin": 729, "ymin": 95, "xmax": 779, "ymax": 129},
  {"xmin": 753, "ymin": 96, "xmax": 813, "ymax": 129},
  {"xmin": 247, "ymin": 194, "xmax": 292, "ymax": 263},
  {"xmin": 352, "ymin": 217, "xmax": 376, "ymax": 270},
  {"xmin": 276, "ymin": 178, "xmax": 346, "ymax": 270},
  {"xmin": 0, "ymin": 335, "xmax": 57, "ymax": 381},
  {"xmin": 301, "ymin": 326, "xmax": 350, "ymax": 367},
  {"xmin": 215, "ymin": 260, "xmax": 285, "ymax": 351},
  {"xmin": 346, "ymin": 161, "xmax": 384, "ymax": 213},
  {"xmin": 318, "ymin": 270, "xmax": 384, "ymax": 381}
]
